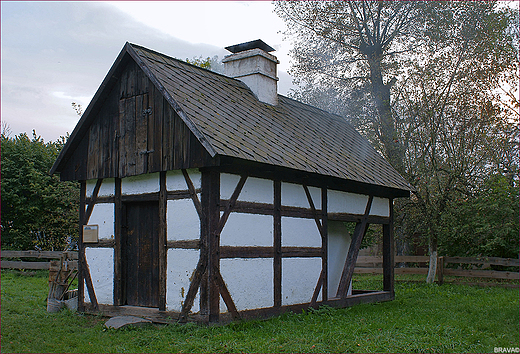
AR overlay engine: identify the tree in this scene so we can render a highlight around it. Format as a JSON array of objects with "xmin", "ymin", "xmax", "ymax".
[
  {"xmin": 276, "ymin": 1, "xmax": 518, "ymax": 282},
  {"xmin": 185, "ymin": 55, "xmax": 223, "ymax": 74},
  {"xmin": 1, "ymin": 131, "xmax": 79, "ymax": 251}
]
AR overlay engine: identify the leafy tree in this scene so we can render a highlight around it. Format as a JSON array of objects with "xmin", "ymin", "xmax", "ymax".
[
  {"xmin": 1, "ymin": 131, "xmax": 79, "ymax": 251},
  {"xmin": 185, "ymin": 55, "xmax": 223, "ymax": 74},
  {"xmin": 276, "ymin": 1, "xmax": 518, "ymax": 282},
  {"xmin": 440, "ymin": 174, "xmax": 519, "ymax": 259}
]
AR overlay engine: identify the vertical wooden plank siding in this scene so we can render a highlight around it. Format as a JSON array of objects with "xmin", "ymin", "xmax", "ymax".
[
  {"xmin": 158, "ymin": 171, "xmax": 167, "ymax": 311},
  {"xmin": 321, "ymin": 187, "xmax": 328, "ymax": 301},
  {"xmin": 206, "ymin": 169, "xmax": 221, "ymax": 323},
  {"xmin": 78, "ymin": 181, "xmax": 86, "ymax": 312},
  {"xmin": 113, "ymin": 178, "xmax": 122, "ymax": 305},
  {"xmin": 273, "ymin": 180, "xmax": 282, "ymax": 308},
  {"xmin": 383, "ymin": 198, "xmax": 394, "ymax": 293}
]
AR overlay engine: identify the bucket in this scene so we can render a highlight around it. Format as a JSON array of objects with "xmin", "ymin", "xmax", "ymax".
[
  {"xmin": 63, "ymin": 296, "xmax": 78, "ymax": 311},
  {"xmin": 47, "ymin": 298, "xmax": 63, "ymax": 313}
]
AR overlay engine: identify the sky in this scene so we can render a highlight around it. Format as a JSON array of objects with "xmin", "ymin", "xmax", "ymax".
[{"xmin": 1, "ymin": 1, "xmax": 294, "ymax": 142}]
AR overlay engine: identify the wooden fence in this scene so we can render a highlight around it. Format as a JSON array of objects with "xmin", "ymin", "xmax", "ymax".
[
  {"xmin": 355, "ymin": 255, "xmax": 519, "ymax": 287},
  {"xmin": 1, "ymin": 250, "xmax": 78, "ymax": 270}
]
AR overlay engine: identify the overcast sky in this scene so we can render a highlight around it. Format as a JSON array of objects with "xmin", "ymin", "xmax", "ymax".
[{"xmin": 1, "ymin": 1, "xmax": 293, "ymax": 142}]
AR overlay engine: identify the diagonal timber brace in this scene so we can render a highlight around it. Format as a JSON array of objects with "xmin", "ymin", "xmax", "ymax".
[{"xmin": 336, "ymin": 195, "xmax": 373, "ymax": 299}]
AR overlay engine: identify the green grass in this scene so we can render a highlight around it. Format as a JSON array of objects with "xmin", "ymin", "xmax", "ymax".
[{"xmin": 1, "ymin": 270, "xmax": 518, "ymax": 353}]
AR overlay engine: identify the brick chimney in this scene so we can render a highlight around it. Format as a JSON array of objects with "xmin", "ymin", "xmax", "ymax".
[{"xmin": 222, "ymin": 39, "xmax": 279, "ymax": 106}]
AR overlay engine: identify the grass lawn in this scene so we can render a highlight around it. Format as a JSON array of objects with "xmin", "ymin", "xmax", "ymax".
[{"xmin": 1, "ymin": 269, "xmax": 518, "ymax": 353}]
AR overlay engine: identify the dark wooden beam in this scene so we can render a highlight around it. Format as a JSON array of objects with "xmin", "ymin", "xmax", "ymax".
[
  {"xmin": 321, "ymin": 187, "xmax": 328, "ymax": 301},
  {"xmin": 220, "ymin": 246, "xmax": 322, "ymax": 259},
  {"xmin": 166, "ymin": 240, "xmax": 200, "ymax": 249},
  {"xmin": 383, "ymin": 198, "xmax": 394, "ymax": 293},
  {"xmin": 205, "ymin": 169, "xmax": 221, "ymax": 323},
  {"xmin": 217, "ymin": 175, "xmax": 247, "ymax": 235},
  {"xmin": 83, "ymin": 179, "xmax": 103, "ymax": 225},
  {"xmin": 158, "ymin": 171, "xmax": 167, "ymax": 311},
  {"xmin": 310, "ymin": 270, "xmax": 324, "ymax": 306},
  {"xmin": 178, "ymin": 256, "xmax": 208, "ymax": 323},
  {"xmin": 273, "ymin": 180, "xmax": 282, "ymax": 308},
  {"xmin": 213, "ymin": 270, "xmax": 240, "ymax": 320},
  {"xmin": 113, "ymin": 178, "xmax": 122, "ymax": 305},
  {"xmin": 303, "ymin": 184, "xmax": 324, "ymax": 237},
  {"xmin": 182, "ymin": 169, "xmax": 202, "ymax": 218},
  {"xmin": 78, "ymin": 181, "xmax": 86, "ymax": 312},
  {"xmin": 336, "ymin": 196, "xmax": 374, "ymax": 299}
]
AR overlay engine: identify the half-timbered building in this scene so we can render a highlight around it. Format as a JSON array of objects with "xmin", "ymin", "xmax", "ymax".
[{"xmin": 51, "ymin": 40, "xmax": 412, "ymax": 323}]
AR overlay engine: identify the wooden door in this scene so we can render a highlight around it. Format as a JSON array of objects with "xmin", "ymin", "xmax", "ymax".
[{"xmin": 122, "ymin": 201, "xmax": 160, "ymax": 307}]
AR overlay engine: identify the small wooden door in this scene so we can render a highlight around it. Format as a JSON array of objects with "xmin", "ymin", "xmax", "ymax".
[{"xmin": 122, "ymin": 201, "xmax": 160, "ymax": 307}]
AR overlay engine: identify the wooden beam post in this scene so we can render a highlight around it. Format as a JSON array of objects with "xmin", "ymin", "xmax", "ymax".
[
  {"xmin": 321, "ymin": 187, "xmax": 328, "ymax": 302},
  {"xmin": 337, "ymin": 196, "xmax": 373, "ymax": 299},
  {"xmin": 383, "ymin": 198, "xmax": 394, "ymax": 293},
  {"xmin": 113, "ymin": 178, "xmax": 123, "ymax": 305},
  {"xmin": 203, "ymin": 169, "xmax": 221, "ymax": 323},
  {"xmin": 158, "ymin": 171, "xmax": 167, "ymax": 311},
  {"xmin": 273, "ymin": 180, "xmax": 282, "ymax": 308},
  {"xmin": 78, "ymin": 181, "xmax": 86, "ymax": 312}
]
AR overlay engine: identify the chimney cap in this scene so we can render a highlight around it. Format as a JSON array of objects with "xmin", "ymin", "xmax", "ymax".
[{"xmin": 225, "ymin": 39, "xmax": 275, "ymax": 54}]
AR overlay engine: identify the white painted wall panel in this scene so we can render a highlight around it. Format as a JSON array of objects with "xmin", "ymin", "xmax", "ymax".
[
  {"xmin": 220, "ymin": 173, "xmax": 241, "ymax": 200},
  {"xmin": 220, "ymin": 258, "xmax": 273, "ymax": 311},
  {"xmin": 86, "ymin": 178, "xmax": 115, "ymax": 197},
  {"xmin": 220, "ymin": 213, "xmax": 273, "ymax": 246},
  {"xmin": 88, "ymin": 203, "xmax": 114, "ymax": 240},
  {"xmin": 167, "ymin": 199, "xmax": 200, "ymax": 241},
  {"xmin": 121, "ymin": 173, "xmax": 160, "ymax": 195},
  {"xmin": 328, "ymin": 221, "xmax": 352, "ymax": 298},
  {"xmin": 166, "ymin": 249, "xmax": 200, "ymax": 312},
  {"xmin": 328, "ymin": 190, "xmax": 368, "ymax": 214},
  {"xmin": 281, "ymin": 217, "xmax": 321, "ymax": 247},
  {"xmin": 282, "ymin": 258, "xmax": 321, "ymax": 306},
  {"xmin": 370, "ymin": 197, "xmax": 390, "ymax": 217},
  {"xmin": 238, "ymin": 177, "xmax": 273, "ymax": 204},
  {"xmin": 281, "ymin": 182, "xmax": 321, "ymax": 209},
  {"xmin": 84, "ymin": 248, "xmax": 113, "ymax": 305},
  {"xmin": 221, "ymin": 174, "xmax": 273, "ymax": 204},
  {"xmin": 166, "ymin": 169, "xmax": 201, "ymax": 191}
]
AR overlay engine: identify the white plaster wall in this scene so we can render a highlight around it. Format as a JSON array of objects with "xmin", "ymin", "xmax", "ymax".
[
  {"xmin": 281, "ymin": 217, "xmax": 321, "ymax": 247},
  {"xmin": 221, "ymin": 174, "xmax": 273, "ymax": 204},
  {"xmin": 166, "ymin": 249, "xmax": 200, "ymax": 312},
  {"xmin": 121, "ymin": 172, "xmax": 160, "ymax": 195},
  {"xmin": 220, "ymin": 213, "xmax": 273, "ymax": 246},
  {"xmin": 167, "ymin": 199, "xmax": 200, "ymax": 241},
  {"xmin": 328, "ymin": 221, "xmax": 352, "ymax": 298},
  {"xmin": 370, "ymin": 197, "xmax": 390, "ymax": 217},
  {"xmin": 281, "ymin": 182, "xmax": 321, "ymax": 209},
  {"xmin": 328, "ymin": 190, "xmax": 389, "ymax": 217},
  {"xmin": 282, "ymin": 258, "xmax": 321, "ymax": 306},
  {"xmin": 88, "ymin": 203, "xmax": 115, "ymax": 240},
  {"xmin": 220, "ymin": 258, "xmax": 273, "ymax": 311},
  {"xmin": 84, "ymin": 248, "xmax": 113, "ymax": 305},
  {"xmin": 86, "ymin": 178, "xmax": 115, "ymax": 197},
  {"xmin": 166, "ymin": 169, "xmax": 201, "ymax": 191}
]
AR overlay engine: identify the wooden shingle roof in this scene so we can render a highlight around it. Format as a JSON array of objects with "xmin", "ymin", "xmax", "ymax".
[
  {"xmin": 130, "ymin": 44, "xmax": 411, "ymax": 193},
  {"xmin": 52, "ymin": 42, "xmax": 412, "ymax": 196}
]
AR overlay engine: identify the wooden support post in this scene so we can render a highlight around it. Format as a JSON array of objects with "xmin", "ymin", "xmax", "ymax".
[
  {"xmin": 273, "ymin": 180, "xmax": 282, "ymax": 308},
  {"xmin": 158, "ymin": 171, "xmax": 167, "ymax": 311},
  {"xmin": 179, "ymin": 256, "xmax": 208, "ymax": 323},
  {"xmin": 337, "ymin": 196, "xmax": 373, "ymax": 299},
  {"xmin": 437, "ymin": 256, "xmax": 444, "ymax": 285},
  {"xmin": 382, "ymin": 198, "xmax": 394, "ymax": 293},
  {"xmin": 310, "ymin": 270, "xmax": 324, "ymax": 306},
  {"xmin": 114, "ymin": 178, "xmax": 123, "ymax": 305},
  {"xmin": 78, "ymin": 181, "xmax": 86, "ymax": 312},
  {"xmin": 321, "ymin": 187, "xmax": 328, "ymax": 302},
  {"xmin": 214, "ymin": 271, "xmax": 240, "ymax": 320},
  {"xmin": 204, "ymin": 169, "xmax": 221, "ymax": 323}
]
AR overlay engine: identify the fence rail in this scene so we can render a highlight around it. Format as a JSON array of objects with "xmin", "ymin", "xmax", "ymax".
[
  {"xmin": 1, "ymin": 251, "xmax": 78, "ymax": 270},
  {"xmin": 355, "ymin": 255, "xmax": 519, "ymax": 286}
]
